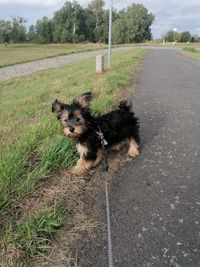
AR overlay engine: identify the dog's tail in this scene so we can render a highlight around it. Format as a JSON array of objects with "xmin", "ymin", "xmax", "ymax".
[{"xmin": 118, "ymin": 101, "xmax": 132, "ymax": 112}]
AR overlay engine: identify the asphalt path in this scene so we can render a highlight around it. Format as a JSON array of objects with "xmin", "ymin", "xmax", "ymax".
[
  {"xmin": 109, "ymin": 49, "xmax": 200, "ymax": 267},
  {"xmin": 77, "ymin": 49, "xmax": 200, "ymax": 267}
]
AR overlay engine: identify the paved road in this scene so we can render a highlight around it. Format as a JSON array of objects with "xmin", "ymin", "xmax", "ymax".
[
  {"xmin": 78, "ymin": 49, "xmax": 200, "ymax": 266},
  {"xmin": 110, "ymin": 49, "xmax": 200, "ymax": 267}
]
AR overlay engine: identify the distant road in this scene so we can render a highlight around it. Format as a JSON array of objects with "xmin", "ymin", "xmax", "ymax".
[{"xmin": 0, "ymin": 46, "xmax": 174, "ymax": 82}]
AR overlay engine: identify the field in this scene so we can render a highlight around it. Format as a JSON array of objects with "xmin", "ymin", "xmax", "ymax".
[
  {"xmin": 0, "ymin": 43, "xmax": 107, "ymax": 67},
  {"xmin": 1, "ymin": 42, "xmax": 200, "ymax": 68},
  {"xmin": 0, "ymin": 48, "xmax": 148, "ymax": 266}
]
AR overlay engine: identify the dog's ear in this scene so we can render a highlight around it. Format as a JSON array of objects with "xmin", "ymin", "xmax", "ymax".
[
  {"xmin": 52, "ymin": 99, "xmax": 64, "ymax": 114},
  {"xmin": 75, "ymin": 92, "xmax": 92, "ymax": 109}
]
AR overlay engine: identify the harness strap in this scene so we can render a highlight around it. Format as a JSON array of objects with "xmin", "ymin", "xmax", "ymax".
[{"xmin": 96, "ymin": 126, "xmax": 109, "ymax": 172}]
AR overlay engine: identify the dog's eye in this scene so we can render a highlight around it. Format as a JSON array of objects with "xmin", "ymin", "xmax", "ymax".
[{"xmin": 76, "ymin": 118, "xmax": 80, "ymax": 122}]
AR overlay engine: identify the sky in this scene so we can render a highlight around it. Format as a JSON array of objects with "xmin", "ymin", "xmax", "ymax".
[{"xmin": 0, "ymin": 0, "xmax": 200, "ymax": 39}]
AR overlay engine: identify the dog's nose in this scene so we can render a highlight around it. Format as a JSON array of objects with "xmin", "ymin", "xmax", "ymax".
[{"xmin": 69, "ymin": 127, "xmax": 75, "ymax": 133}]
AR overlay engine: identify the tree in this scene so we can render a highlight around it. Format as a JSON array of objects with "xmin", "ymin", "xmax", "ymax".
[
  {"xmin": 164, "ymin": 30, "xmax": 192, "ymax": 43},
  {"xmin": 11, "ymin": 17, "xmax": 26, "ymax": 42},
  {"xmin": 27, "ymin": 25, "xmax": 36, "ymax": 42},
  {"xmin": 125, "ymin": 4, "xmax": 154, "ymax": 43},
  {"xmin": 191, "ymin": 35, "xmax": 200, "ymax": 43},
  {"xmin": 112, "ymin": 4, "xmax": 154, "ymax": 44},
  {"xmin": 0, "ymin": 20, "xmax": 12, "ymax": 43},
  {"xmin": 53, "ymin": 0, "xmax": 86, "ymax": 43},
  {"xmin": 164, "ymin": 31, "xmax": 174, "ymax": 42},
  {"xmin": 88, "ymin": 0, "xmax": 105, "ymax": 42},
  {"xmin": 102, "ymin": 9, "xmax": 118, "ymax": 43},
  {"xmin": 84, "ymin": 8, "xmax": 96, "ymax": 42},
  {"xmin": 35, "ymin": 17, "xmax": 54, "ymax": 44},
  {"xmin": 180, "ymin": 31, "xmax": 191, "ymax": 42},
  {"xmin": 0, "ymin": 17, "xmax": 26, "ymax": 43},
  {"xmin": 112, "ymin": 10, "xmax": 127, "ymax": 44}
]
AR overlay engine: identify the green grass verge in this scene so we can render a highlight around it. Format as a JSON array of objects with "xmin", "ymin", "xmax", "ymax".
[
  {"xmin": 1, "ymin": 202, "xmax": 69, "ymax": 266},
  {"xmin": 181, "ymin": 46, "xmax": 200, "ymax": 61},
  {"xmin": 183, "ymin": 47, "xmax": 198, "ymax": 53},
  {"xmin": 0, "ymin": 48, "xmax": 148, "ymax": 265}
]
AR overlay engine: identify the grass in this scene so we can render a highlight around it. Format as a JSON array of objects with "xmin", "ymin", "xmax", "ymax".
[
  {"xmin": 1, "ymin": 203, "xmax": 69, "ymax": 266},
  {"xmin": 183, "ymin": 47, "xmax": 198, "ymax": 53},
  {"xmin": 0, "ymin": 47, "xmax": 148, "ymax": 266},
  {"xmin": 0, "ymin": 43, "xmax": 107, "ymax": 67},
  {"xmin": 181, "ymin": 46, "xmax": 200, "ymax": 61}
]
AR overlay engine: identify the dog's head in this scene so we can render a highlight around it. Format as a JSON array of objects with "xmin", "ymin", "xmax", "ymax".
[{"xmin": 52, "ymin": 92, "xmax": 92, "ymax": 139}]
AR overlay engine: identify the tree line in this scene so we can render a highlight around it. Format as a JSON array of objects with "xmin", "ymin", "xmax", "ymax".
[
  {"xmin": 0, "ymin": 0, "xmax": 155, "ymax": 44},
  {"xmin": 163, "ymin": 30, "xmax": 200, "ymax": 43}
]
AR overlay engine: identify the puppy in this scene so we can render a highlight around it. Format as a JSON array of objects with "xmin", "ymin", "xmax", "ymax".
[{"xmin": 52, "ymin": 92, "xmax": 140, "ymax": 175}]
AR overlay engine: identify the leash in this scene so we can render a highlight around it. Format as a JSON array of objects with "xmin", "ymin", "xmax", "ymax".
[
  {"xmin": 105, "ymin": 178, "xmax": 114, "ymax": 267},
  {"xmin": 96, "ymin": 127, "xmax": 114, "ymax": 267}
]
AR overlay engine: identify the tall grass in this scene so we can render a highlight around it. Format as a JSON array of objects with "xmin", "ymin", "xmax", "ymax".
[{"xmin": 2, "ymin": 202, "xmax": 69, "ymax": 266}]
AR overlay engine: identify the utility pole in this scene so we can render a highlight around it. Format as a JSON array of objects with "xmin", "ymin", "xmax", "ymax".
[
  {"xmin": 108, "ymin": 0, "xmax": 113, "ymax": 67},
  {"xmin": 173, "ymin": 28, "xmax": 177, "ymax": 42}
]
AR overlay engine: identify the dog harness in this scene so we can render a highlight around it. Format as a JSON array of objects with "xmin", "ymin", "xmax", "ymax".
[{"xmin": 96, "ymin": 126, "xmax": 109, "ymax": 172}]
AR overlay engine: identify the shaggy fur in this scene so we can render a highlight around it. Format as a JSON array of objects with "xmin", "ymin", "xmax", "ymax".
[{"xmin": 52, "ymin": 92, "xmax": 140, "ymax": 175}]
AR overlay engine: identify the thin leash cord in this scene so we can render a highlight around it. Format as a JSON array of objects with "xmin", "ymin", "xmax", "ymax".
[
  {"xmin": 98, "ymin": 128, "xmax": 114, "ymax": 267},
  {"xmin": 105, "ymin": 175, "xmax": 114, "ymax": 267}
]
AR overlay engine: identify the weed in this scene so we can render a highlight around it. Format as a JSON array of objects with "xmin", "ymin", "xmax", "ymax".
[{"xmin": 41, "ymin": 136, "xmax": 78, "ymax": 172}]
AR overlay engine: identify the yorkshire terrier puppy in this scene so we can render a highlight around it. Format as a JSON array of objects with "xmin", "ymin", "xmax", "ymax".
[{"xmin": 52, "ymin": 92, "xmax": 140, "ymax": 175}]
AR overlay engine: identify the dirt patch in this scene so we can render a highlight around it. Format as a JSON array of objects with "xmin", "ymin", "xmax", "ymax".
[
  {"xmin": 29, "ymin": 144, "xmax": 133, "ymax": 267},
  {"xmin": 15, "ymin": 170, "xmax": 87, "ymax": 224}
]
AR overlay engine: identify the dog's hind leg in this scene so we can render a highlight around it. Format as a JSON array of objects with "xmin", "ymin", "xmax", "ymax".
[{"xmin": 128, "ymin": 138, "xmax": 139, "ymax": 158}]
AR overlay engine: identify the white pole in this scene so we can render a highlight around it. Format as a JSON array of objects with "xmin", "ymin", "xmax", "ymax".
[
  {"xmin": 108, "ymin": 0, "xmax": 113, "ymax": 67},
  {"xmin": 173, "ymin": 28, "xmax": 177, "ymax": 42}
]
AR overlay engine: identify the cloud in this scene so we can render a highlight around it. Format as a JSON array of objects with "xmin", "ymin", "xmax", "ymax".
[
  {"xmin": 107, "ymin": 0, "xmax": 200, "ymax": 37},
  {"xmin": 0, "ymin": 0, "xmax": 63, "ymax": 7},
  {"xmin": 0, "ymin": 0, "xmax": 199, "ymax": 38}
]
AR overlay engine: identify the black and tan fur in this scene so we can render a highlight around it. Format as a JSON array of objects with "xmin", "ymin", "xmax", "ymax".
[{"xmin": 52, "ymin": 92, "xmax": 140, "ymax": 175}]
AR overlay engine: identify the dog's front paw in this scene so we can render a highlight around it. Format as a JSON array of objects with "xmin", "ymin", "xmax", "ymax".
[
  {"xmin": 70, "ymin": 166, "xmax": 84, "ymax": 175},
  {"xmin": 128, "ymin": 148, "xmax": 139, "ymax": 158},
  {"xmin": 128, "ymin": 139, "xmax": 139, "ymax": 158},
  {"xmin": 70, "ymin": 160, "xmax": 94, "ymax": 175}
]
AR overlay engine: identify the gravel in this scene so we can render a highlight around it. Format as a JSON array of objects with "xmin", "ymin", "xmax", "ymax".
[{"xmin": 0, "ymin": 46, "xmax": 175, "ymax": 82}]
